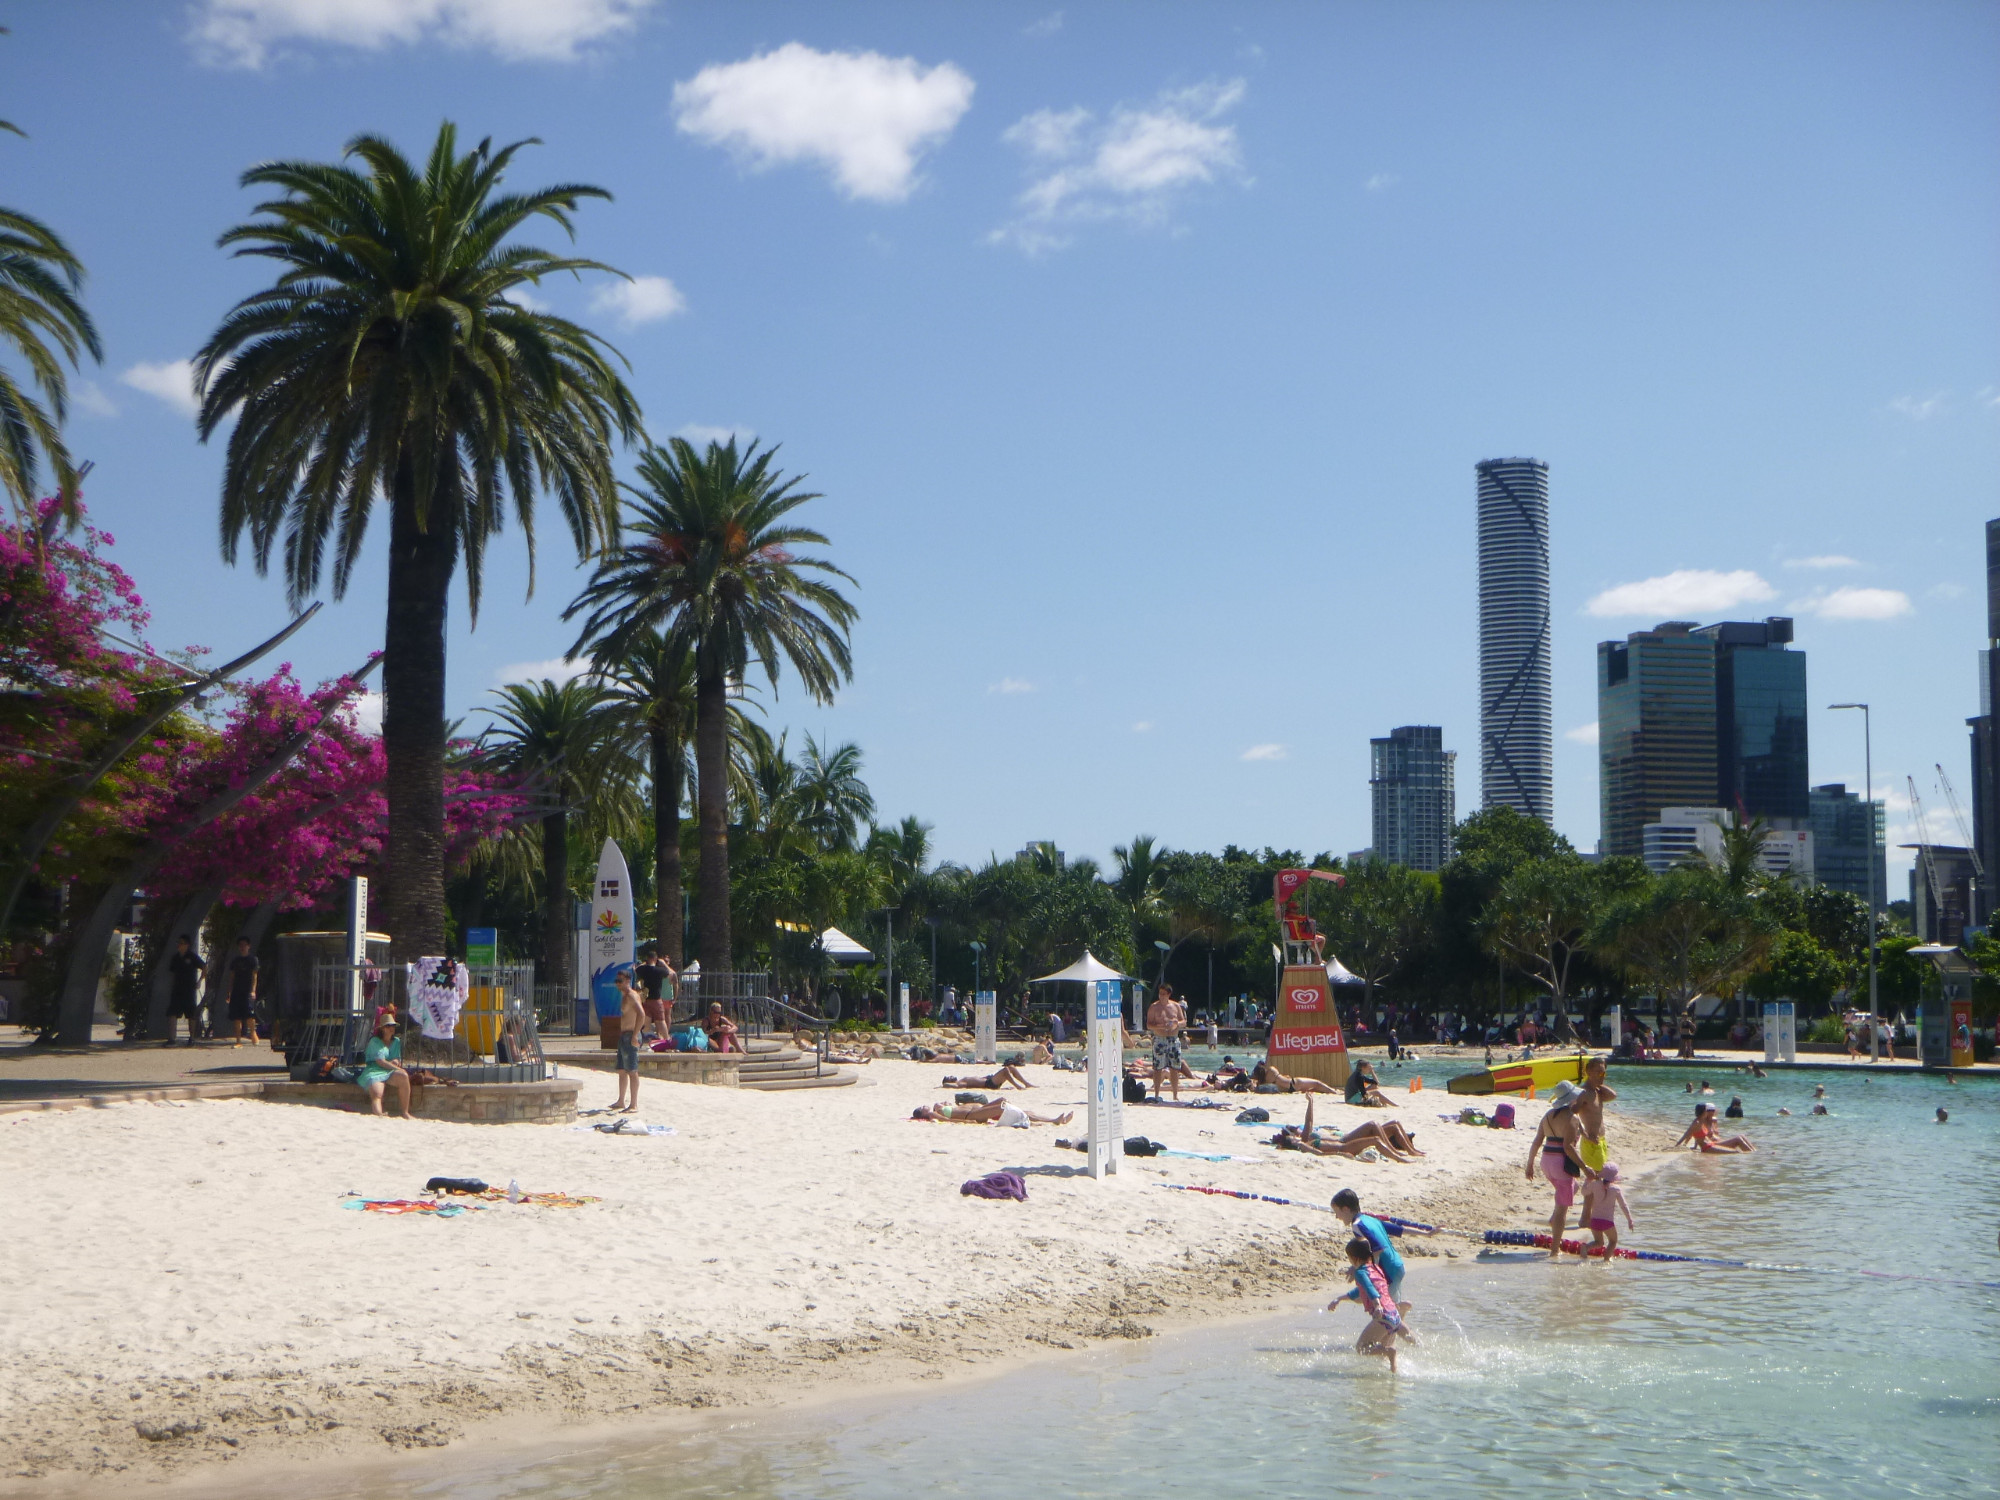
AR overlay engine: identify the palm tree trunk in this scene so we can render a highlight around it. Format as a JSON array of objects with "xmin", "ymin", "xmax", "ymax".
[
  {"xmin": 695, "ymin": 671, "xmax": 731, "ymax": 971},
  {"xmin": 379, "ymin": 480, "xmax": 455, "ymax": 962},
  {"xmin": 541, "ymin": 810, "xmax": 570, "ymax": 996},
  {"xmin": 652, "ymin": 715, "xmax": 684, "ymax": 965}
]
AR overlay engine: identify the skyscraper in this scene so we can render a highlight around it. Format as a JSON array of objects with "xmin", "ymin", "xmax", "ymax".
[
  {"xmin": 1966, "ymin": 517, "xmax": 2000, "ymax": 929},
  {"xmin": 1477, "ymin": 458, "xmax": 1553, "ymax": 825},
  {"xmin": 1598, "ymin": 622, "xmax": 1718, "ymax": 858},
  {"xmin": 1370, "ymin": 726, "xmax": 1456, "ymax": 871},
  {"xmin": 1810, "ymin": 783, "xmax": 1886, "ymax": 910},
  {"xmin": 1696, "ymin": 616, "xmax": 1809, "ymax": 822}
]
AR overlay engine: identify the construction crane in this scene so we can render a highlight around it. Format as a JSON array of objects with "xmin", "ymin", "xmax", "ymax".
[
  {"xmin": 1907, "ymin": 775, "xmax": 1946, "ymax": 937},
  {"xmin": 1936, "ymin": 762, "xmax": 1984, "ymax": 930}
]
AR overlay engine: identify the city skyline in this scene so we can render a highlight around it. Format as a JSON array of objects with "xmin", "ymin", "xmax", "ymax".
[{"xmin": 2, "ymin": 5, "xmax": 1992, "ymax": 888}]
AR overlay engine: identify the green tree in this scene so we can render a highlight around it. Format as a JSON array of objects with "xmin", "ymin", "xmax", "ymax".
[
  {"xmin": 1747, "ymin": 929, "xmax": 1846, "ymax": 1011},
  {"xmin": 591, "ymin": 630, "xmax": 694, "ymax": 963},
  {"xmin": 1111, "ymin": 834, "xmax": 1168, "ymax": 975},
  {"xmin": 0, "ymin": 88, "xmax": 101, "ymax": 531},
  {"xmin": 565, "ymin": 438, "xmax": 856, "ymax": 970},
  {"xmin": 1593, "ymin": 865, "xmax": 1777, "ymax": 1021},
  {"xmin": 197, "ymin": 123, "xmax": 640, "ymax": 959},
  {"xmin": 794, "ymin": 736, "xmax": 875, "ymax": 851},
  {"xmin": 1481, "ymin": 856, "xmax": 1604, "ymax": 1039},
  {"xmin": 479, "ymin": 677, "xmax": 636, "ymax": 992},
  {"xmin": 1322, "ymin": 858, "xmax": 1438, "ymax": 1015}
]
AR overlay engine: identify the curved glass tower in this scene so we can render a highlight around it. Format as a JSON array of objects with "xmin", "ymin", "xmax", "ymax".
[{"xmin": 1476, "ymin": 458, "xmax": 1554, "ymax": 825}]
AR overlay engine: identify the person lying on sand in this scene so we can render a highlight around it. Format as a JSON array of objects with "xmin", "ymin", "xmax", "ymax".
[
  {"xmin": 942, "ymin": 1064, "xmax": 1032, "ymax": 1090},
  {"xmin": 912, "ymin": 1101, "xmax": 1075, "ymax": 1126},
  {"xmin": 1270, "ymin": 1098, "xmax": 1422, "ymax": 1160},
  {"xmin": 1251, "ymin": 1060, "xmax": 1338, "ymax": 1095}
]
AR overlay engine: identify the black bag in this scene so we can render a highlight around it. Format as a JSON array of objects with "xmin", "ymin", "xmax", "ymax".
[
  {"xmin": 425, "ymin": 1177, "xmax": 489, "ymax": 1195},
  {"xmin": 1122, "ymin": 1075, "xmax": 1149, "ymax": 1105},
  {"xmin": 1122, "ymin": 1136, "xmax": 1163, "ymax": 1157},
  {"xmin": 1235, "ymin": 1106, "xmax": 1271, "ymax": 1123},
  {"xmin": 954, "ymin": 1092, "xmax": 990, "ymax": 1105},
  {"xmin": 329, "ymin": 1064, "xmax": 360, "ymax": 1085}
]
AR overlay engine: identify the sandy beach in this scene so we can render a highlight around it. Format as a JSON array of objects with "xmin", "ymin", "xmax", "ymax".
[{"xmin": 0, "ymin": 1059, "xmax": 1677, "ymax": 1493}]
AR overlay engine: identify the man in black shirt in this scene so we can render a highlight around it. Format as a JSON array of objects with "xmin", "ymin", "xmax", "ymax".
[
  {"xmin": 165, "ymin": 935, "xmax": 204, "ymax": 1046},
  {"xmin": 633, "ymin": 946, "xmax": 675, "ymax": 1036},
  {"xmin": 226, "ymin": 936, "xmax": 259, "ymax": 1048}
]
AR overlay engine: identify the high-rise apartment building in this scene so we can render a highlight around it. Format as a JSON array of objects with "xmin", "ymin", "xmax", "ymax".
[
  {"xmin": 1966, "ymin": 517, "xmax": 2000, "ymax": 929},
  {"xmin": 1476, "ymin": 458, "xmax": 1553, "ymax": 825},
  {"xmin": 1810, "ymin": 783, "xmax": 1886, "ymax": 910},
  {"xmin": 1598, "ymin": 622, "xmax": 1718, "ymax": 857},
  {"xmin": 1370, "ymin": 726, "xmax": 1456, "ymax": 872},
  {"xmin": 1698, "ymin": 617, "xmax": 1809, "ymax": 822}
]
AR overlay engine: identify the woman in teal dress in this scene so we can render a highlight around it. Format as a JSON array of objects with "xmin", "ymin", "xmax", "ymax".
[{"xmin": 357, "ymin": 1013, "xmax": 413, "ymax": 1117}]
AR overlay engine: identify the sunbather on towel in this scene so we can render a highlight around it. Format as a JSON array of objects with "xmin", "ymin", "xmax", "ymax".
[
  {"xmin": 1251, "ymin": 1060, "xmax": 1339, "ymax": 1095},
  {"xmin": 912, "ymin": 1101, "xmax": 1074, "ymax": 1127},
  {"xmin": 941, "ymin": 1064, "xmax": 1033, "ymax": 1090},
  {"xmin": 1270, "ymin": 1098, "xmax": 1422, "ymax": 1160}
]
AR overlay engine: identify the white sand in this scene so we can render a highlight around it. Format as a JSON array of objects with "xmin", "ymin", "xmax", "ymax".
[{"xmin": 0, "ymin": 1061, "xmax": 1670, "ymax": 1489}]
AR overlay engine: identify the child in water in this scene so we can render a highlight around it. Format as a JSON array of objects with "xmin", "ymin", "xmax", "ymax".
[
  {"xmin": 1579, "ymin": 1163, "xmax": 1635, "ymax": 1256},
  {"xmin": 1333, "ymin": 1237, "xmax": 1414, "ymax": 1372}
]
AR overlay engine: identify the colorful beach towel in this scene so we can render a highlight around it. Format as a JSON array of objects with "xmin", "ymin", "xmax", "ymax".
[
  {"xmin": 961, "ymin": 1171, "xmax": 1028, "ymax": 1200},
  {"xmin": 341, "ymin": 1196, "xmax": 480, "ymax": 1217}
]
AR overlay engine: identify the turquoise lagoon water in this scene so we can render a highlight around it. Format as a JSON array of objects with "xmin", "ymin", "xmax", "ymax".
[{"xmin": 329, "ymin": 1068, "xmax": 1996, "ymax": 1500}]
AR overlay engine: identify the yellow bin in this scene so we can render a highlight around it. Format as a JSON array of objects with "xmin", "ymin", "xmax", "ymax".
[{"xmin": 456, "ymin": 987, "xmax": 504, "ymax": 1055}]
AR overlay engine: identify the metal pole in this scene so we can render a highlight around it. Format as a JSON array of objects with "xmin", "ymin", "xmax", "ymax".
[{"xmin": 1833, "ymin": 703, "xmax": 1879, "ymax": 1057}]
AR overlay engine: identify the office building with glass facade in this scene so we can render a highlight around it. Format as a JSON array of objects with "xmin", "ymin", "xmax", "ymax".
[
  {"xmin": 1810, "ymin": 782, "xmax": 1887, "ymax": 910},
  {"xmin": 1370, "ymin": 725, "xmax": 1456, "ymax": 872},
  {"xmin": 1598, "ymin": 623, "xmax": 1718, "ymax": 857},
  {"xmin": 1697, "ymin": 617, "xmax": 1809, "ymax": 822}
]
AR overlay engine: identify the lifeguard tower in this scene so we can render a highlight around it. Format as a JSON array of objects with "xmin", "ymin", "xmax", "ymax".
[{"xmin": 1269, "ymin": 868, "xmax": 1352, "ymax": 1089}]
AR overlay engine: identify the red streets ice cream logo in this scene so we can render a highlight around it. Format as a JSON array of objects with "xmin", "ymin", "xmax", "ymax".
[{"xmin": 1287, "ymin": 985, "xmax": 1323, "ymax": 1012}]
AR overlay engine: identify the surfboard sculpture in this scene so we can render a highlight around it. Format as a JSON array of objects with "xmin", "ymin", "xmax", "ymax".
[
  {"xmin": 1269, "ymin": 868, "xmax": 1351, "ymax": 1090},
  {"xmin": 589, "ymin": 838, "xmax": 635, "ymax": 1048},
  {"xmin": 1446, "ymin": 1052, "xmax": 1594, "ymax": 1096}
]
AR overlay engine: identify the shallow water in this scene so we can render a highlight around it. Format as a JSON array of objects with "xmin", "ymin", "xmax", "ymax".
[{"xmin": 332, "ymin": 1068, "xmax": 1997, "ymax": 1500}]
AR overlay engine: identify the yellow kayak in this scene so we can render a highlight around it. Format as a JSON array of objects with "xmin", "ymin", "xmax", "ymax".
[{"xmin": 1446, "ymin": 1052, "xmax": 1595, "ymax": 1096}]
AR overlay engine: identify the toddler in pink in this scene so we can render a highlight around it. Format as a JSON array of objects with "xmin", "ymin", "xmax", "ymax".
[{"xmin": 1580, "ymin": 1162, "xmax": 1635, "ymax": 1256}]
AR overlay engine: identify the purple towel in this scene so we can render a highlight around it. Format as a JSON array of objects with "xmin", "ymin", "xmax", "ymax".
[{"xmin": 960, "ymin": 1171, "xmax": 1028, "ymax": 1201}]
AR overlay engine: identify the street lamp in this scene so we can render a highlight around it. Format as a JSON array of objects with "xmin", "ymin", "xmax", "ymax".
[
  {"xmin": 969, "ymin": 940, "xmax": 985, "ymax": 999},
  {"xmin": 1830, "ymin": 702, "xmax": 1879, "ymax": 1058}
]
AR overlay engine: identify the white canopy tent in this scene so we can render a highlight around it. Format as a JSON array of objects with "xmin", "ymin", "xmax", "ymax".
[
  {"xmin": 1029, "ymin": 951, "xmax": 1136, "ymax": 985},
  {"xmin": 820, "ymin": 927, "xmax": 873, "ymax": 963},
  {"xmin": 1325, "ymin": 956, "xmax": 1363, "ymax": 987}
]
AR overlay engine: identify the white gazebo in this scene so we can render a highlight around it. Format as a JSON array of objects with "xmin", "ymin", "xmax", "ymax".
[{"xmin": 1029, "ymin": 951, "xmax": 1135, "ymax": 986}]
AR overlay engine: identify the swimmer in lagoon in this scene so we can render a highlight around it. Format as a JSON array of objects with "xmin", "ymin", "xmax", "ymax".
[
  {"xmin": 1724, "ymin": 1096, "xmax": 1744, "ymax": 1118},
  {"xmin": 1937, "ymin": 1107, "xmax": 1949, "ymax": 1123},
  {"xmin": 1675, "ymin": 1102, "xmax": 1756, "ymax": 1152}
]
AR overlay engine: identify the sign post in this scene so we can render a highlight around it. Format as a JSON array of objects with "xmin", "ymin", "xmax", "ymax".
[
  {"xmin": 1762, "ymin": 1000, "xmax": 1796, "ymax": 1064},
  {"xmin": 465, "ymin": 926, "xmax": 497, "ymax": 971},
  {"xmin": 974, "ymin": 989, "xmax": 997, "ymax": 1064},
  {"xmin": 897, "ymin": 981, "xmax": 910, "ymax": 1034},
  {"xmin": 1607, "ymin": 1003, "xmax": 1622, "ymax": 1051},
  {"xmin": 1086, "ymin": 978, "xmax": 1122, "ymax": 1180},
  {"xmin": 589, "ymin": 839, "xmax": 635, "ymax": 1049},
  {"xmin": 345, "ymin": 876, "xmax": 369, "ymax": 1019}
]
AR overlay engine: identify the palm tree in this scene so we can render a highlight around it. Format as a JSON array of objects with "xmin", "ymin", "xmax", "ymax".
[
  {"xmin": 591, "ymin": 630, "xmax": 695, "ymax": 964},
  {"xmin": 479, "ymin": 677, "xmax": 636, "ymax": 994},
  {"xmin": 0, "ymin": 106, "xmax": 101, "ymax": 531},
  {"xmin": 1112, "ymin": 834, "xmax": 1167, "ymax": 964},
  {"xmin": 195, "ymin": 122, "xmax": 640, "ymax": 961},
  {"xmin": 794, "ymin": 735, "xmax": 874, "ymax": 851},
  {"xmin": 566, "ymin": 438, "xmax": 857, "ymax": 970}
]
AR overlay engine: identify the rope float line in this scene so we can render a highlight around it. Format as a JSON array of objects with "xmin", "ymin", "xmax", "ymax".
[{"xmin": 1155, "ymin": 1185, "xmax": 2000, "ymax": 1290}]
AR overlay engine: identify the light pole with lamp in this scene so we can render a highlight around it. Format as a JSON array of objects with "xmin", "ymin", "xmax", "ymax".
[
  {"xmin": 925, "ymin": 915, "xmax": 939, "ymax": 1017},
  {"xmin": 1153, "ymin": 939, "xmax": 1171, "ymax": 1033},
  {"xmin": 1830, "ymin": 702, "xmax": 1879, "ymax": 1059},
  {"xmin": 969, "ymin": 940, "xmax": 985, "ymax": 999}
]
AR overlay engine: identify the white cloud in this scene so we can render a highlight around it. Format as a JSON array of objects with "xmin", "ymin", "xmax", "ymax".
[
  {"xmin": 1364, "ymin": 172, "xmax": 1398, "ymax": 192},
  {"xmin": 1240, "ymin": 743, "xmax": 1286, "ymax": 762},
  {"xmin": 192, "ymin": 0, "xmax": 651, "ymax": 68},
  {"xmin": 503, "ymin": 286, "xmax": 551, "ymax": 312},
  {"xmin": 673, "ymin": 43, "xmax": 974, "ymax": 204},
  {"xmin": 1783, "ymin": 554, "xmax": 1858, "ymax": 570},
  {"xmin": 589, "ymin": 274, "xmax": 686, "ymax": 327},
  {"xmin": 1584, "ymin": 569, "xmax": 1775, "ymax": 619},
  {"xmin": 72, "ymin": 380, "xmax": 118, "ymax": 418},
  {"xmin": 1024, "ymin": 11, "xmax": 1064, "ymax": 38},
  {"xmin": 1928, "ymin": 582, "xmax": 1965, "ymax": 601},
  {"xmin": 674, "ymin": 423, "xmax": 756, "ymax": 448},
  {"xmin": 351, "ymin": 691, "xmax": 384, "ymax": 736},
  {"xmin": 993, "ymin": 79, "xmax": 1246, "ymax": 251},
  {"xmin": 1131, "ymin": 720, "xmax": 1153, "ymax": 733},
  {"xmin": 118, "ymin": 359, "xmax": 201, "ymax": 417},
  {"xmin": 988, "ymin": 677, "xmax": 1035, "ymax": 695},
  {"xmin": 496, "ymin": 656, "xmax": 590, "ymax": 686},
  {"xmin": 1565, "ymin": 722, "xmax": 1600, "ymax": 746},
  {"xmin": 1888, "ymin": 391, "xmax": 1947, "ymax": 421},
  {"xmin": 1795, "ymin": 587, "xmax": 1913, "ymax": 622}
]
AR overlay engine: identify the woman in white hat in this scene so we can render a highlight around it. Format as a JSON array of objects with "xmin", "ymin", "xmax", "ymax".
[
  {"xmin": 356, "ymin": 1012, "xmax": 414, "ymax": 1119},
  {"xmin": 1525, "ymin": 1080, "xmax": 1590, "ymax": 1256}
]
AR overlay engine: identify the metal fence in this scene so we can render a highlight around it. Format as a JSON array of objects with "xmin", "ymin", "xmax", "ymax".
[{"xmin": 291, "ymin": 961, "xmax": 549, "ymax": 1082}]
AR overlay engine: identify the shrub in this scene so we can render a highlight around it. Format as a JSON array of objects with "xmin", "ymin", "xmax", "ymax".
[{"xmin": 1806, "ymin": 1014, "xmax": 1846, "ymax": 1044}]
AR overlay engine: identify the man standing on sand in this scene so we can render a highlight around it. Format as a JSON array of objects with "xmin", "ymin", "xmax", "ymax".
[
  {"xmin": 1146, "ymin": 983, "xmax": 1187, "ymax": 1101},
  {"xmin": 1576, "ymin": 1056, "xmax": 1617, "ymax": 1175},
  {"xmin": 633, "ymin": 945, "xmax": 675, "ymax": 1038},
  {"xmin": 613, "ymin": 969, "xmax": 645, "ymax": 1113},
  {"xmin": 1527, "ymin": 1080, "xmax": 1591, "ymax": 1257},
  {"xmin": 224, "ymin": 936, "xmax": 259, "ymax": 1048}
]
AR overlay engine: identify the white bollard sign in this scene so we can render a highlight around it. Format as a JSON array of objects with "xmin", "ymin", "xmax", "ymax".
[
  {"xmin": 897, "ymin": 982, "xmax": 910, "ymax": 1033},
  {"xmin": 1607, "ymin": 1004, "xmax": 1622, "ymax": 1050},
  {"xmin": 974, "ymin": 989, "xmax": 997, "ymax": 1064},
  {"xmin": 1763, "ymin": 1000, "xmax": 1796, "ymax": 1064},
  {"xmin": 345, "ymin": 876, "xmax": 369, "ymax": 1018},
  {"xmin": 1087, "ymin": 978, "xmax": 1123, "ymax": 1180}
]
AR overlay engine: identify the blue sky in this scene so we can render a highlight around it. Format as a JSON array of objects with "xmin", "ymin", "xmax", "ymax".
[{"xmin": 9, "ymin": 2, "xmax": 1998, "ymax": 887}]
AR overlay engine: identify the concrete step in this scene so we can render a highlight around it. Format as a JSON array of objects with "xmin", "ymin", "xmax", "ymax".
[{"xmin": 739, "ymin": 1068, "xmax": 858, "ymax": 1092}]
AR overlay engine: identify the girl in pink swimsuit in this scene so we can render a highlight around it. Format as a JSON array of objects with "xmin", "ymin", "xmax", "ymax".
[{"xmin": 1580, "ymin": 1163, "xmax": 1635, "ymax": 1255}]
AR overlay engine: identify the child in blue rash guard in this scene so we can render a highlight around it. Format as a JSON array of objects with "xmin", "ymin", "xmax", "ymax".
[
  {"xmin": 1333, "ymin": 1238, "xmax": 1413, "ymax": 1372},
  {"xmin": 1332, "ymin": 1188, "xmax": 1411, "ymax": 1307}
]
